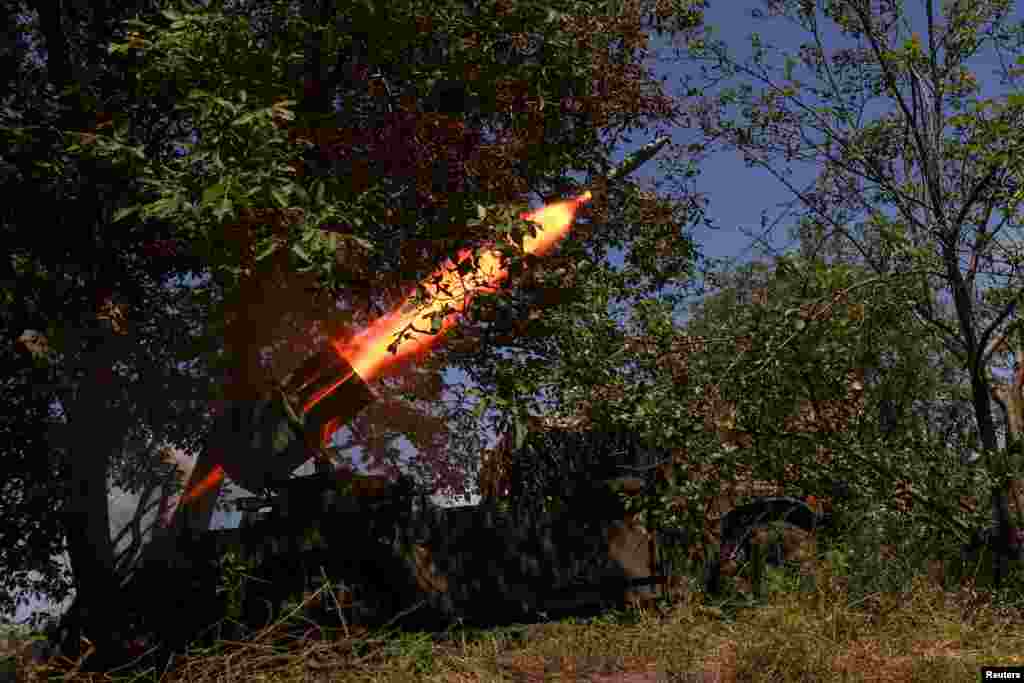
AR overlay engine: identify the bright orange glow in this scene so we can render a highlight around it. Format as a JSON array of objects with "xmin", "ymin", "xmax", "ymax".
[
  {"xmin": 321, "ymin": 415, "xmax": 344, "ymax": 445},
  {"xmin": 335, "ymin": 192, "xmax": 592, "ymax": 382},
  {"xmin": 303, "ymin": 368, "xmax": 359, "ymax": 414},
  {"xmin": 177, "ymin": 191, "xmax": 591, "ymax": 513},
  {"xmin": 181, "ymin": 464, "xmax": 226, "ymax": 505}
]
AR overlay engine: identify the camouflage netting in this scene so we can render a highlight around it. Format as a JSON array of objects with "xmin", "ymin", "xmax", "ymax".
[{"xmin": 504, "ymin": 425, "xmax": 672, "ymax": 520}]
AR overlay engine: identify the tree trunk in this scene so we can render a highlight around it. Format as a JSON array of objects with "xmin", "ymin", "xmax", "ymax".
[
  {"xmin": 943, "ymin": 234, "xmax": 1020, "ymax": 587},
  {"xmin": 988, "ymin": 341, "xmax": 1024, "ymax": 584},
  {"xmin": 53, "ymin": 344, "xmax": 129, "ymax": 669},
  {"xmin": 33, "ymin": 0, "xmax": 123, "ymax": 664},
  {"xmin": 971, "ymin": 372, "xmax": 1012, "ymax": 586},
  {"xmin": 31, "ymin": 0, "xmax": 217, "ymax": 667}
]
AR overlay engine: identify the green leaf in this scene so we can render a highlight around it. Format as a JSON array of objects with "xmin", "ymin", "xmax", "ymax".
[
  {"xmin": 513, "ymin": 418, "xmax": 528, "ymax": 452},
  {"xmin": 271, "ymin": 188, "xmax": 289, "ymax": 208},
  {"xmin": 202, "ymin": 182, "xmax": 226, "ymax": 206},
  {"xmin": 145, "ymin": 196, "xmax": 181, "ymax": 218},
  {"xmin": 546, "ymin": 8, "xmax": 566, "ymax": 22},
  {"xmin": 232, "ymin": 110, "xmax": 263, "ymax": 126},
  {"xmin": 784, "ymin": 55, "xmax": 796, "ymax": 81},
  {"xmin": 292, "ymin": 243, "xmax": 310, "ymax": 263},
  {"xmin": 213, "ymin": 195, "xmax": 233, "ymax": 220},
  {"xmin": 472, "ymin": 395, "xmax": 491, "ymax": 421},
  {"xmin": 113, "ymin": 205, "xmax": 141, "ymax": 223}
]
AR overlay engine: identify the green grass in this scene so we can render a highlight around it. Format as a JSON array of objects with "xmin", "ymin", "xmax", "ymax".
[{"xmin": 10, "ymin": 545, "xmax": 1024, "ymax": 683}]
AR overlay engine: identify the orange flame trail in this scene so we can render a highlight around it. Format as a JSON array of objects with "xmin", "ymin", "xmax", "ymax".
[
  {"xmin": 337, "ymin": 192, "xmax": 592, "ymax": 383},
  {"xmin": 177, "ymin": 465, "xmax": 225, "ymax": 510},
  {"xmin": 179, "ymin": 192, "xmax": 591, "ymax": 507}
]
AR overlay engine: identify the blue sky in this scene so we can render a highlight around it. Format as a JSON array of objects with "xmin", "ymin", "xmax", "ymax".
[{"xmin": 12, "ymin": 0, "xmax": 1024, "ymax": 628}]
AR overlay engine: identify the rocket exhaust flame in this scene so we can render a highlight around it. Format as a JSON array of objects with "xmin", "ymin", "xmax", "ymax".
[
  {"xmin": 175, "ymin": 136, "xmax": 669, "ymax": 512},
  {"xmin": 334, "ymin": 191, "xmax": 592, "ymax": 383}
]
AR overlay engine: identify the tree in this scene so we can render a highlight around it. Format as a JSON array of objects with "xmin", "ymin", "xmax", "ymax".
[
  {"xmin": 1, "ymin": 1, "xmax": 225, "ymax": 649},
  {"xmin": 683, "ymin": 255, "xmax": 1002, "ymax": 565},
  {"xmin": 3, "ymin": 0, "xmax": 704, "ymax": 668},
  {"xmin": 682, "ymin": 0, "xmax": 1024, "ymax": 583}
]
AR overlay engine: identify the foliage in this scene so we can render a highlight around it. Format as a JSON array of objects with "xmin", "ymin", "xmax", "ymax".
[
  {"xmin": 0, "ymin": 0, "xmax": 226, "ymax": 631},
  {"xmin": 93, "ymin": 0, "xmax": 691, "ymax": 304},
  {"xmin": 678, "ymin": 0, "xmax": 1024, "ymax": 570},
  {"xmin": 0, "ymin": 337, "xmax": 74, "ymax": 629},
  {"xmin": 215, "ymin": 549, "xmax": 260, "ymax": 624}
]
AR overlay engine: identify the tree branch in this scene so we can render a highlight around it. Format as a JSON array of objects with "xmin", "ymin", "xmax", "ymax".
[{"xmin": 981, "ymin": 296, "xmax": 1024, "ymax": 368}]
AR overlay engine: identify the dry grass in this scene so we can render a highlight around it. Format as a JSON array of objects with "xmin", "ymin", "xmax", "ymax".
[{"xmin": 5, "ymin": 555, "xmax": 1024, "ymax": 683}]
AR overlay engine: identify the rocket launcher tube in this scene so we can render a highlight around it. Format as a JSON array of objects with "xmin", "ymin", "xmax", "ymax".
[
  {"xmin": 208, "ymin": 346, "xmax": 377, "ymax": 495},
  {"xmin": 153, "ymin": 346, "xmax": 375, "ymax": 544},
  {"xmin": 605, "ymin": 136, "xmax": 670, "ymax": 184}
]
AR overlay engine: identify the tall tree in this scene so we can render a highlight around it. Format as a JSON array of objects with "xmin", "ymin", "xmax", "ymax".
[
  {"xmin": 1, "ymin": 0, "xmax": 222, "ymax": 646},
  {"xmin": 682, "ymin": 0, "xmax": 1024, "ymax": 582},
  {"xmin": 684, "ymin": 255, "xmax": 992, "ymax": 552}
]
